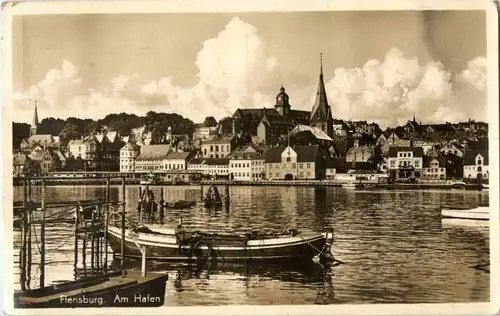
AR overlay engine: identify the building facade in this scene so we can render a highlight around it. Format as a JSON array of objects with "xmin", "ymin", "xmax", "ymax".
[
  {"xmin": 387, "ymin": 147, "xmax": 424, "ymax": 182},
  {"xmin": 120, "ymin": 142, "xmax": 140, "ymax": 172},
  {"xmin": 265, "ymin": 145, "xmax": 325, "ymax": 180},
  {"xmin": 200, "ymin": 136, "xmax": 234, "ymax": 158},
  {"xmin": 463, "ymin": 150, "xmax": 489, "ymax": 180}
]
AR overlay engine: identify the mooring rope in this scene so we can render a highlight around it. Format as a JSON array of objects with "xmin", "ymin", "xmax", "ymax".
[{"xmin": 53, "ymin": 231, "xmax": 76, "ymax": 251}]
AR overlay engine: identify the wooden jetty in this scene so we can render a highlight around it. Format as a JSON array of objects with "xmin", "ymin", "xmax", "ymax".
[
  {"xmin": 14, "ymin": 270, "xmax": 168, "ymax": 308},
  {"xmin": 13, "ymin": 176, "xmax": 169, "ymax": 309}
]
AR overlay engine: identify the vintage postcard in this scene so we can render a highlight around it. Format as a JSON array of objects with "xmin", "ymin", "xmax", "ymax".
[{"xmin": 1, "ymin": 0, "xmax": 499, "ymax": 315}]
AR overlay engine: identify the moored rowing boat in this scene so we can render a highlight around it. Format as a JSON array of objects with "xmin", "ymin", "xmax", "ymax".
[{"xmin": 107, "ymin": 225, "xmax": 331, "ymax": 263}]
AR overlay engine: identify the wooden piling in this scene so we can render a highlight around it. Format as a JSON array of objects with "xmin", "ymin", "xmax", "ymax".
[
  {"xmin": 138, "ymin": 186, "xmax": 143, "ymax": 224},
  {"xmin": 159, "ymin": 187, "xmax": 165, "ymax": 224},
  {"xmin": 73, "ymin": 205, "xmax": 79, "ymax": 279},
  {"xmin": 26, "ymin": 208, "xmax": 32, "ymax": 290},
  {"xmin": 104, "ymin": 203, "xmax": 109, "ymax": 273},
  {"xmin": 19, "ymin": 180, "xmax": 27, "ymax": 291},
  {"xmin": 40, "ymin": 180, "xmax": 46, "ymax": 288},
  {"xmin": 141, "ymin": 246, "xmax": 147, "ymax": 277},
  {"xmin": 90, "ymin": 210, "xmax": 95, "ymax": 272},
  {"xmin": 200, "ymin": 185, "xmax": 204, "ymax": 201},
  {"xmin": 121, "ymin": 177, "xmax": 126, "ymax": 270}
]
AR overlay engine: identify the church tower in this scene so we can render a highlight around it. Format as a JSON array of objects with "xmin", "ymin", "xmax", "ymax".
[
  {"xmin": 30, "ymin": 100, "xmax": 39, "ymax": 137},
  {"xmin": 310, "ymin": 53, "xmax": 333, "ymax": 138},
  {"xmin": 274, "ymin": 85, "xmax": 291, "ymax": 117}
]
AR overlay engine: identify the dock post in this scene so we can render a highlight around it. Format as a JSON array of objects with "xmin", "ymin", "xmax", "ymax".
[
  {"xmin": 200, "ymin": 185, "xmax": 204, "ymax": 201},
  {"xmin": 26, "ymin": 206, "xmax": 32, "ymax": 290},
  {"xmin": 159, "ymin": 187, "xmax": 164, "ymax": 224},
  {"xmin": 141, "ymin": 246, "xmax": 147, "ymax": 277},
  {"xmin": 90, "ymin": 209, "xmax": 95, "ymax": 273},
  {"xmin": 19, "ymin": 180, "xmax": 27, "ymax": 291},
  {"xmin": 73, "ymin": 204, "xmax": 79, "ymax": 279},
  {"xmin": 40, "ymin": 179, "xmax": 46, "ymax": 288},
  {"xmin": 104, "ymin": 202, "xmax": 109, "ymax": 273},
  {"xmin": 121, "ymin": 177, "xmax": 126, "ymax": 271},
  {"xmin": 139, "ymin": 187, "xmax": 144, "ymax": 225}
]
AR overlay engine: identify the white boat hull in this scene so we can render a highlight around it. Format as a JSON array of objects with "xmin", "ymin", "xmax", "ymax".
[{"xmin": 441, "ymin": 206, "xmax": 489, "ymax": 220}]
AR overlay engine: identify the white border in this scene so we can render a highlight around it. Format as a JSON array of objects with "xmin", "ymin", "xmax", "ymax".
[{"xmin": 2, "ymin": 0, "xmax": 499, "ymax": 315}]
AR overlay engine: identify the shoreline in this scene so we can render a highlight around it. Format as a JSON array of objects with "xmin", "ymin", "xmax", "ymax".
[{"xmin": 12, "ymin": 178, "xmax": 487, "ymax": 191}]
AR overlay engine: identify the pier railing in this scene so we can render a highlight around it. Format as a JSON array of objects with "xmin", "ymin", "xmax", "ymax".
[{"xmin": 15, "ymin": 176, "xmax": 128, "ymax": 292}]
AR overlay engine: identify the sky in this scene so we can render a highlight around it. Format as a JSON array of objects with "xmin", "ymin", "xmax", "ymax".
[{"xmin": 12, "ymin": 10, "xmax": 487, "ymax": 128}]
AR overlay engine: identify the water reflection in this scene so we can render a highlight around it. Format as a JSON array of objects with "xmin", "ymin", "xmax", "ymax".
[{"xmin": 12, "ymin": 185, "xmax": 489, "ymax": 304}]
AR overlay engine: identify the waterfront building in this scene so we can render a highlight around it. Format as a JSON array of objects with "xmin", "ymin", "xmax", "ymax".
[
  {"xmin": 193, "ymin": 116, "xmax": 218, "ymax": 140},
  {"xmin": 13, "ymin": 153, "xmax": 31, "ymax": 176},
  {"xmin": 325, "ymin": 157, "xmax": 346, "ymax": 180},
  {"xmin": 135, "ymin": 144, "xmax": 172, "ymax": 172},
  {"xmin": 256, "ymin": 113, "xmax": 295, "ymax": 145},
  {"xmin": 119, "ymin": 141, "xmax": 140, "ymax": 172},
  {"xmin": 21, "ymin": 134, "xmax": 61, "ymax": 152},
  {"xmin": 31, "ymin": 148, "xmax": 64, "ymax": 175},
  {"xmin": 439, "ymin": 141, "xmax": 464, "ymax": 158},
  {"xmin": 387, "ymin": 147, "xmax": 424, "ymax": 182},
  {"xmin": 187, "ymin": 158, "xmax": 230, "ymax": 179},
  {"xmin": 251, "ymin": 155, "xmax": 266, "ymax": 180},
  {"xmin": 332, "ymin": 119, "xmax": 348, "ymax": 137},
  {"xmin": 229, "ymin": 157, "xmax": 252, "ymax": 181},
  {"xmin": 289, "ymin": 124, "xmax": 334, "ymax": 148},
  {"xmin": 422, "ymin": 147, "xmax": 447, "ymax": 180},
  {"xmin": 67, "ymin": 135, "xmax": 101, "ymax": 171},
  {"xmin": 463, "ymin": 150, "xmax": 489, "ymax": 180},
  {"xmin": 345, "ymin": 145, "xmax": 375, "ymax": 171},
  {"xmin": 97, "ymin": 131, "xmax": 124, "ymax": 171},
  {"xmin": 164, "ymin": 151, "xmax": 195, "ymax": 170},
  {"xmin": 264, "ymin": 144, "xmax": 326, "ymax": 180},
  {"xmin": 200, "ymin": 135, "xmax": 235, "ymax": 158}
]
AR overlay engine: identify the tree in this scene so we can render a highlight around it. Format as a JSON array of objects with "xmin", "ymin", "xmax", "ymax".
[
  {"xmin": 12, "ymin": 122, "xmax": 30, "ymax": 149},
  {"xmin": 59, "ymin": 123, "xmax": 82, "ymax": 146},
  {"xmin": 218, "ymin": 117, "xmax": 234, "ymax": 135}
]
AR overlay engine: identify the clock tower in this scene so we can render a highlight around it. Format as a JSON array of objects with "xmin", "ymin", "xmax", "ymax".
[{"xmin": 274, "ymin": 85, "xmax": 291, "ymax": 117}]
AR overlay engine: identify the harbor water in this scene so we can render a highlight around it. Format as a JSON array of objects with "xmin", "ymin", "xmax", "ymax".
[{"xmin": 13, "ymin": 185, "xmax": 490, "ymax": 305}]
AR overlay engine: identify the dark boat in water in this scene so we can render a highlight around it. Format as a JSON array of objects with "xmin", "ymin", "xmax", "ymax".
[
  {"xmin": 203, "ymin": 184, "xmax": 224, "ymax": 208},
  {"xmin": 166, "ymin": 200, "xmax": 197, "ymax": 210},
  {"xmin": 14, "ymin": 270, "xmax": 168, "ymax": 308},
  {"xmin": 107, "ymin": 223, "xmax": 332, "ymax": 263}
]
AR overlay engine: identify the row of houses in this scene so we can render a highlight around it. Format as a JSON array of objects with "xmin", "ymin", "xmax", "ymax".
[{"xmin": 111, "ymin": 141, "xmax": 489, "ymax": 182}]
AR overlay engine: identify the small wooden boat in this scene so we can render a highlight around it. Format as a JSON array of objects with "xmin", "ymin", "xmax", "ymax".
[
  {"xmin": 14, "ymin": 270, "xmax": 168, "ymax": 308},
  {"xmin": 166, "ymin": 200, "xmax": 197, "ymax": 209},
  {"xmin": 441, "ymin": 206, "xmax": 489, "ymax": 220},
  {"xmin": 203, "ymin": 184, "xmax": 223, "ymax": 207},
  {"xmin": 107, "ymin": 224, "xmax": 332, "ymax": 263}
]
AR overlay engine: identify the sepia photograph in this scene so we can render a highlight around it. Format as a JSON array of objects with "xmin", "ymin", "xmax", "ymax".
[{"xmin": 2, "ymin": 0, "xmax": 499, "ymax": 315}]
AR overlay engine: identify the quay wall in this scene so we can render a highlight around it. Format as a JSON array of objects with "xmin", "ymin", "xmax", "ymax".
[{"xmin": 12, "ymin": 177, "xmax": 486, "ymax": 190}]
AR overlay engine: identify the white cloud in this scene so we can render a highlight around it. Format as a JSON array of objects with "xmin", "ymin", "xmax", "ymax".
[
  {"xmin": 321, "ymin": 47, "xmax": 485, "ymax": 128},
  {"xmin": 14, "ymin": 21, "xmax": 487, "ymax": 130}
]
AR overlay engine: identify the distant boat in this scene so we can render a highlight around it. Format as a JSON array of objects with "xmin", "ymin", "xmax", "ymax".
[
  {"xmin": 441, "ymin": 206, "xmax": 489, "ymax": 220},
  {"xmin": 166, "ymin": 200, "xmax": 197, "ymax": 210},
  {"xmin": 482, "ymin": 184, "xmax": 489, "ymax": 190},
  {"xmin": 107, "ymin": 224, "xmax": 332, "ymax": 263},
  {"xmin": 140, "ymin": 173, "xmax": 157, "ymax": 185}
]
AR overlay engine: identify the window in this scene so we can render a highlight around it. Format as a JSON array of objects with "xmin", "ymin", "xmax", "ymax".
[
  {"xmin": 286, "ymin": 157, "xmax": 291, "ymax": 162},
  {"xmin": 300, "ymin": 163, "xmax": 304, "ymax": 169},
  {"xmin": 275, "ymin": 172, "xmax": 279, "ymax": 177},
  {"xmin": 292, "ymin": 163, "xmax": 296, "ymax": 169},
  {"xmin": 307, "ymin": 163, "xmax": 311, "ymax": 168},
  {"xmin": 215, "ymin": 145, "xmax": 219, "ymax": 151}
]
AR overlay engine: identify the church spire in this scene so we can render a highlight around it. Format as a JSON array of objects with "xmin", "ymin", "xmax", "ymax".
[
  {"xmin": 320, "ymin": 53, "xmax": 323, "ymax": 77},
  {"xmin": 310, "ymin": 53, "xmax": 331, "ymax": 123},
  {"xmin": 30, "ymin": 99, "xmax": 39, "ymax": 136}
]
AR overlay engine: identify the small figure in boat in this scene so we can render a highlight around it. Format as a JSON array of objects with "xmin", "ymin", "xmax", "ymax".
[{"xmin": 204, "ymin": 184, "xmax": 223, "ymax": 208}]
